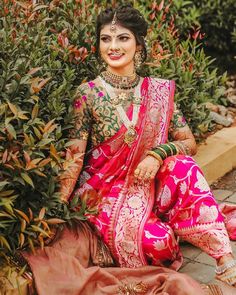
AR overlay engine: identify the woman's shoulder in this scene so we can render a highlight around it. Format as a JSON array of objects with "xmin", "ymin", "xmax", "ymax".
[
  {"xmin": 74, "ymin": 77, "xmax": 101, "ymax": 102},
  {"xmin": 76, "ymin": 77, "xmax": 99, "ymax": 95}
]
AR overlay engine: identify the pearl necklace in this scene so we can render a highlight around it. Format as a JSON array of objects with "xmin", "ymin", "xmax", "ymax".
[{"xmin": 99, "ymin": 76, "xmax": 142, "ymax": 146}]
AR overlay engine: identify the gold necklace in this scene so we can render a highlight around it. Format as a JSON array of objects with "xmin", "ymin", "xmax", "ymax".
[
  {"xmin": 99, "ymin": 76, "xmax": 142, "ymax": 146},
  {"xmin": 100, "ymin": 71, "xmax": 140, "ymax": 90}
]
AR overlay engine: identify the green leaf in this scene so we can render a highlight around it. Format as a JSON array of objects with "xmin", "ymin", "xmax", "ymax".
[
  {"xmin": 0, "ymin": 190, "xmax": 15, "ymax": 197},
  {"xmin": 30, "ymin": 225, "xmax": 50, "ymax": 237},
  {"xmin": 6, "ymin": 123, "xmax": 17, "ymax": 139},
  {"xmin": 0, "ymin": 181, "xmax": 10, "ymax": 190},
  {"xmin": 20, "ymin": 173, "xmax": 34, "ymax": 188},
  {"xmin": 0, "ymin": 236, "xmax": 11, "ymax": 251}
]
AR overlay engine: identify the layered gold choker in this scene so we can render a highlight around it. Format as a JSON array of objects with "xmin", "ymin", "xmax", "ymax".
[{"xmin": 100, "ymin": 71, "xmax": 140, "ymax": 90}]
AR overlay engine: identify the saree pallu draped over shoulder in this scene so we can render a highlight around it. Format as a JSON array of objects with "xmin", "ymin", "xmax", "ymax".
[{"xmin": 75, "ymin": 77, "xmax": 175, "ymax": 268}]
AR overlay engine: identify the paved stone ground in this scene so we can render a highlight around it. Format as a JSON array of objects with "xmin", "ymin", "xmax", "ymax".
[{"xmin": 179, "ymin": 169, "xmax": 236, "ymax": 285}]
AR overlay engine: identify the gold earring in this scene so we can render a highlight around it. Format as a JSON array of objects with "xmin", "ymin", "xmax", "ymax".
[
  {"xmin": 134, "ymin": 51, "xmax": 143, "ymax": 69},
  {"xmin": 99, "ymin": 53, "xmax": 107, "ymax": 69},
  {"xmin": 101, "ymin": 59, "xmax": 107, "ymax": 69}
]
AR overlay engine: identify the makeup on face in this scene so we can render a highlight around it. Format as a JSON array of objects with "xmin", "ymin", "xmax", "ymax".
[{"xmin": 99, "ymin": 24, "xmax": 137, "ymax": 75}]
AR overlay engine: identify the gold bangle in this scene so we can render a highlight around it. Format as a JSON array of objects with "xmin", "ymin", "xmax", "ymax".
[
  {"xmin": 147, "ymin": 151, "xmax": 163, "ymax": 165},
  {"xmin": 156, "ymin": 146, "xmax": 168, "ymax": 158}
]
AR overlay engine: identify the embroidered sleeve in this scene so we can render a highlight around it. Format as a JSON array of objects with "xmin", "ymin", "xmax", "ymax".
[
  {"xmin": 69, "ymin": 82, "xmax": 93, "ymax": 141},
  {"xmin": 169, "ymin": 104, "xmax": 187, "ymax": 132},
  {"xmin": 169, "ymin": 104, "xmax": 197, "ymax": 156},
  {"xmin": 59, "ymin": 82, "xmax": 94, "ymax": 202}
]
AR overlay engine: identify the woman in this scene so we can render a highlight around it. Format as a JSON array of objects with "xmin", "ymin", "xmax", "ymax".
[{"xmin": 58, "ymin": 4, "xmax": 236, "ymax": 288}]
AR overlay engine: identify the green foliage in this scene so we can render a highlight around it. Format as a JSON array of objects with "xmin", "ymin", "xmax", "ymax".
[
  {"xmin": 136, "ymin": 0, "xmax": 227, "ymax": 136},
  {"xmin": 169, "ymin": 0, "xmax": 236, "ymax": 72},
  {"xmin": 0, "ymin": 0, "xmax": 229, "ymax": 255},
  {"xmin": 196, "ymin": 0, "xmax": 236, "ymax": 72},
  {"xmin": 0, "ymin": 0, "xmax": 100, "ymax": 254}
]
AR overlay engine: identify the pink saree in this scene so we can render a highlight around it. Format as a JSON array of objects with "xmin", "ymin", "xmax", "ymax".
[{"xmin": 74, "ymin": 77, "xmax": 233, "ymax": 270}]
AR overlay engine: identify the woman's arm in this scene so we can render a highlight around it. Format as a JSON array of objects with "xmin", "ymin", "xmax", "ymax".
[
  {"xmin": 59, "ymin": 83, "xmax": 92, "ymax": 202},
  {"xmin": 59, "ymin": 139, "xmax": 87, "ymax": 202},
  {"xmin": 135, "ymin": 105, "xmax": 197, "ymax": 181},
  {"xmin": 134, "ymin": 105, "xmax": 197, "ymax": 181},
  {"xmin": 169, "ymin": 105, "xmax": 197, "ymax": 156}
]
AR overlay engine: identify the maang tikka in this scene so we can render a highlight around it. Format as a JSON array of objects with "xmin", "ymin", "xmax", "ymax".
[{"xmin": 110, "ymin": 12, "xmax": 117, "ymax": 33}]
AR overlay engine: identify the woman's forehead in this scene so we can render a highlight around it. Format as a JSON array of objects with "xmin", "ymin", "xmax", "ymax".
[{"xmin": 100, "ymin": 24, "xmax": 133, "ymax": 36}]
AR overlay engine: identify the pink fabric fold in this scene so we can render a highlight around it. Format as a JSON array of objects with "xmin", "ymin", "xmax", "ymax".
[
  {"xmin": 219, "ymin": 203, "xmax": 236, "ymax": 240},
  {"xmin": 22, "ymin": 223, "xmax": 205, "ymax": 295}
]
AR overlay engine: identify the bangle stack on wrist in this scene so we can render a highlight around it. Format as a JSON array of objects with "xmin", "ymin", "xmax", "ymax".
[
  {"xmin": 147, "ymin": 142, "xmax": 178, "ymax": 165},
  {"xmin": 152, "ymin": 143, "xmax": 178, "ymax": 161}
]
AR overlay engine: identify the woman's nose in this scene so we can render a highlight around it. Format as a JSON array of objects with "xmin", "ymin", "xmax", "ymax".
[{"xmin": 110, "ymin": 38, "xmax": 119, "ymax": 51}]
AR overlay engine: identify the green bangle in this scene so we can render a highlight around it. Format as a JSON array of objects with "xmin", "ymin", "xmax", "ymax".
[
  {"xmin": 156, "ymin": 147, "xmax": 168, "ymax": 159},
  {"xmin": 168, "ymin": 142, "xmax": 178, "ymax": 155},
  {"xmin": 157, "ymin": 146, "xmax": 169, "ymax": 158},
  {"xmin": 153, "ymin": 143, "xmax": 178, "ymax": 160},
  {"xmin": 160, "ymin": 144, "xmax": 174, "ymax": 157},
  {"xmin": 165, "ymin": 144, "xmax": 173, "ymax": 156},
  {"xmin": 159, "ymin": 144, "xmax": 170, "ymax": 156}
]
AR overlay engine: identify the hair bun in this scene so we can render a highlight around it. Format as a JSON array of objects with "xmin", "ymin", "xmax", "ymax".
[
  {"xmin": 118, "ymin": 3, "xmax": 133, "ymax": 10},
  {"xmin": 104, "ymin": 8, "xmax": 113, "ymax": 14}
]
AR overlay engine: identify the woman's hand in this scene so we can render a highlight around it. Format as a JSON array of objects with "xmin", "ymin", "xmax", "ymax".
[{"xmin": 134, "ymin": 155, "xmax": 162, "ymax": 181}]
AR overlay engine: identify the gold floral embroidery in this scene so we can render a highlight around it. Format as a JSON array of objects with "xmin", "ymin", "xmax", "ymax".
[
  {"xmin": 175, "ymin": 222, "xmax": 232, "ymax": 257},
  {"xmin": 110, "ymin": 183, "xmax": 151, "ymax": 267},
  {"xmin": 153, "ymin": 239, "xmax": 166, "ymax": 251},
  {"xmin": 80, "ymin": 131, "xmax": 89, "ymax": 140},
  {"xmin": 160, "ymin": 184, "xmax": 171, "ymax": 207},
  {"xmin": 118, "ymin": 281, "xmax": 148, "ymax": 295},
  {"xmin": 179, "ymin": 181, "xmax": 187, "ymax": 194}
]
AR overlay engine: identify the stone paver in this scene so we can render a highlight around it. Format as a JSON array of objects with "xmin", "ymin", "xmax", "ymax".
[
  {"xmin": 180, "ymin": 169, "xmax": 236, "ymax": 285},
  {"xmin": 226, "ymin": 192, "xmax": 236, "ymax": 203},
  {"xmin": 194, "ymin": 252, "xmax": 215, "ymax": 266},
  {"xmin": 212, "ymin": 189, "xmax": 234, "ymax": 201},
  {"xmin": 179, "ymin": 262, "xmax": 215, "ymax": 283},
  {"xmin": 194, "ymin": 126, "xmax": 236, "ymax": 184},
  {"xmin": 180, "ymin": 243, "xmax": 202, "ymax": 260}
]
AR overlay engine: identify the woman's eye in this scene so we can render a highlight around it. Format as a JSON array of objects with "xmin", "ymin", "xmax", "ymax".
[
  {"xmin": 120, "ymin": 36, "xmax": 129, "ymax": 41},
  {"xmin": 100, "ymin": 37, "xmax": 110, "ymax": 42}
]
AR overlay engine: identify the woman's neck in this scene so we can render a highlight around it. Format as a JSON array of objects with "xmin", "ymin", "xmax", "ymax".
[{"xmin": 107, "ymin": 66, "xmax": 135, "ymax": 77}]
